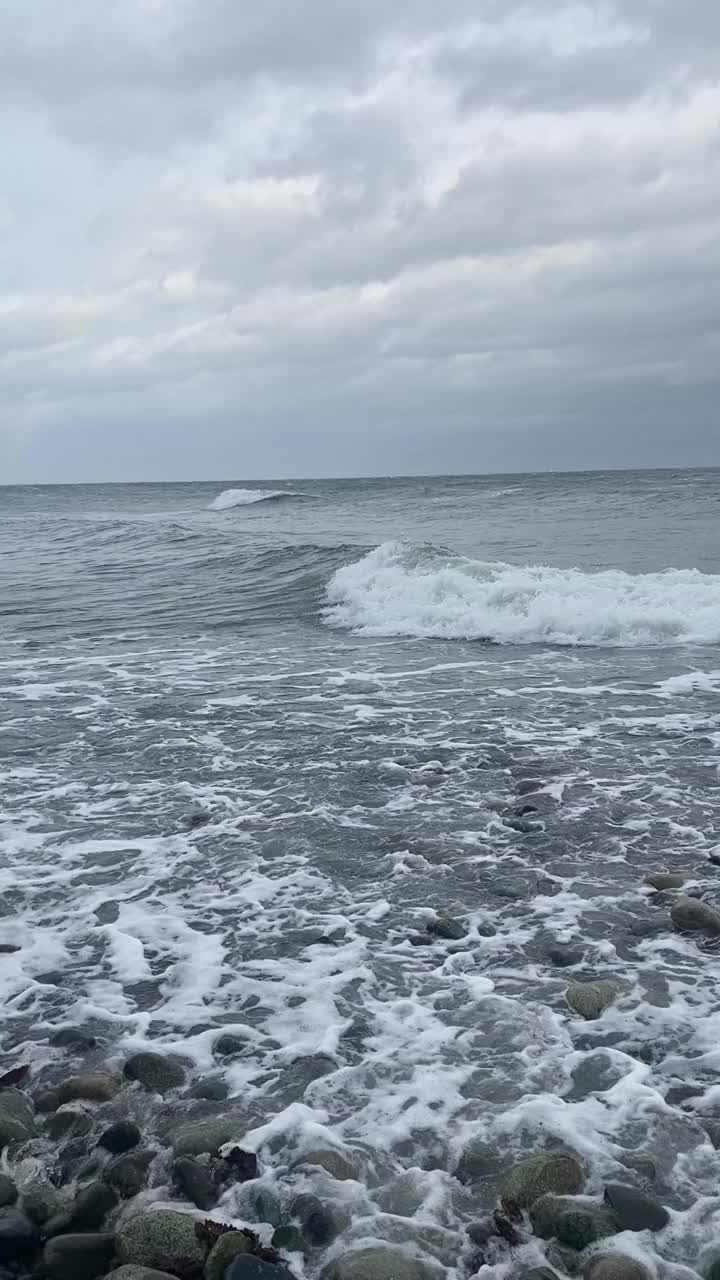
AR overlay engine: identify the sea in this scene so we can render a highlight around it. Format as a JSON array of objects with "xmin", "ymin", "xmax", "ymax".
[{"xmin": 1, "ymin": 469, "xmax": 720, "ymax": 1274}]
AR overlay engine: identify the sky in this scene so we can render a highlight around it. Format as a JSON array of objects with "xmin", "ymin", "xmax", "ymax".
[{"xmin": 1, "ymin": 1, "xmax": 719, "ymax": 483}]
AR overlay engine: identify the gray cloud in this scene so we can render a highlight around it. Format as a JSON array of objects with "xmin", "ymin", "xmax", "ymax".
[{"xmin": 1, "ymin": 0, "xmax": 719, "ymax": 482}]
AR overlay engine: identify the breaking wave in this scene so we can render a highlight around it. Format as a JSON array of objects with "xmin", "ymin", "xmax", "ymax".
[
  {"xmin": 208, "ymin": 487, "xmax": 300, "ymax": 511},
  {"xmin": 324, "ymin": 541, "xmax": 720, "ymax": 647}
]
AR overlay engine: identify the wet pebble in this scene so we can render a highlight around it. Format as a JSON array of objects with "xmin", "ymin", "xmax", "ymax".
[
  {"xmin": 602, "ymin": 1183, "xmax": 669, "ymax": 1232},
  {"xmin": 671, "ymin": 897, "xmax": 720, "ymax": 937},
  {"xmin": 123, "ymin": 1052, "xmax": 186, "ymax": 1094},
  {"xmin": 566, "ymin": 981, "xmax": 623, "ymax": 1020},
  {"xmin": 172, "ymin": 1155, "xmax": 219, "ymax": 1211},
  {"xmin": 44, "ymin": 1231, "xmax": 116, "ymax": 1280},
  {"xmin": 104, "ymin": 1149, "xmax": 156, "ymax": 1198},
  {"xmin": 98, "ymin": 1120, "xmax": 142, "ymax": 1154},
  {"xmin": 0, "ymin": 1207, "xmax": 39, "ymax": 1261}
]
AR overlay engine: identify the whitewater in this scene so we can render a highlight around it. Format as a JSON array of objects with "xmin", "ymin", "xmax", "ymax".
[{"xmin": 1, "ymin": 469, "xmax": 720, "ymax": 1280}]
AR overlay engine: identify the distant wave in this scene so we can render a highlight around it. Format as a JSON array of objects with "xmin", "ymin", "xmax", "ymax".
[
  {"xmin": 323, "ymin": 541, "xmax": 720, "ymax": 647},
  {"xmin": 208, "ymin": 487, "xmax": 301, "ymax": 511}
]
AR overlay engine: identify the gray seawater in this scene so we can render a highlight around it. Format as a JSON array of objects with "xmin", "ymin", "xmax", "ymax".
[{"xmin": 1, "ymin": 469, "xmax": 720, "ymax": 1274}]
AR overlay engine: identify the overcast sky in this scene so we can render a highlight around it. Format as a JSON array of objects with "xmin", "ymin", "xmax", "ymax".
[{"xmin": 1, "ymin": 1, "xmax": 719, "ymax": 482}]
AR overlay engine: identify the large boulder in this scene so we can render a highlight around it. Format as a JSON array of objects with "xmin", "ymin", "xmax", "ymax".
[
  {"xmin": 499, "ymin": 1153, "xmax": 584, "ymax": 1208},
  {"xmin": 116, "ymin": 1209, "xmax": 205, "ymax": 1279},
  {"xmin": 43, "ymin": 1232, "xmax": 116, "ymax": 1280},
  {"xmin": 566, "ymin": 982, "xmax": 623, "ymax": 1021},
  {"xmin": 671, "ymin": 897, "xmax": 720, "ymax": 937},
  {"xmin": 124, "ymin": 1053, "xmax": 187, "ymax": 1094},
  {"xmin": 0, "ymin": 1089, "xmax": 36, "ymax": 1148},
  {"xmin": 331, "ymin": 1246, "xmax": 442, "ymax": 1280}
]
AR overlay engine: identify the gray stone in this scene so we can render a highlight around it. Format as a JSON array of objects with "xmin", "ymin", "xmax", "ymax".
[
  {"xmin": 56, "ymin": 1072, "xmax": 121, "ymax": 1106},
  {"xmin": 124, "ymin": 1052, "xmax": 187, "ymax": 1094},
  {"xmin": 643, "ymin": 872, "xmax": 690, "ymax": 891},
  {"xmin": 332, "ymin": 1247, "xmax": 441, "ymax": 1280},
  {"xmin": 242, "ymin": 1185, "xmax": 282, "ymax": 1228},
  {"xmin": 0, "ymin": 1089, "xmax": 36, "ymax": 1148},
  {"xmin": 555, "ymin": 1207, "xmax": 618, "ymax": 1250},
  {"xmin": 46, "ymin": 1109, "xmax": 93, "ymax": 1142},
  {"xmin": 704, "ymin": 1121, "xmax": 720, "ymax": 1150},
  {"xmin": 189, "ymin": 1078, "xmax": 229, "ymax": 1102},
  {"xmin": 49, "ymin": 1027, "xmax": 98, "ymax": 1053},
  {"xmin": 290, "ymin": 1193, "xmax": 337, "ymax": 1246},
  {"xmin": 172, "ymin": 1156, "xmax": 219, "ymax": 1211},
  {"xmin": 0, "ymin": 1207, "xmax": 39, "ymax": 1260},
  {"xmin": 117, "ymin": 1209, "xmax": 205, "ymax": 1279},
  {"xmin": 22, "ymin": 1177, "xmax": 62, "ymax": 1224},
  {"xmin": 0, "ymin": 1179, "xmax": 16, "ymax": 1209},
  {"xmin": 566, "ymin": 982, "xmax": 623, "ymax": 1021},
  {"xmin": 584, "ymin": 1256, "xmax": 652, "ymax": 1280},
  {"xmin": 104, "ymin": 1149, "xmax": 156, "ymax": 1198},
  {"xmin": 213, "ymin": 1033, "xmax": 248, "ymax": 1058},
  {"xmin": 454, "ymin": 1137, "xmax": 498, "ymax": 1185},
  {"xmin": 71, "ymin": 1181, "xmax": 118, "ymax": 1229},
  {"xmin": 375, "ymin": 1172, "xmax": 425, "ymax": 1217},
  {"xmin": 426, "ymin": 916, "xmax": 466, "ymax": 941},
  {"xmin": 292, "ymin": 1147, "xmax": 356, "ymax": 1180},
  {"xmin": 204, "ymin": 1232, "xmax": 253, "ymax": 1280},
  {"xmin": 273, "ymin": 1226, "xmax": 305, "ymax": 1254},
  {"xmin": 518, "ymin": 1270, "xmax": 561, "ymax": 1280},
  {"xmin": 172, "ymin": 1112, "xmax": 246, "ymax": 1157},
  {"xmin": 0, "ymin": 944, "xmax": 21, "ymax": 954},
  {"xmin": 499, "ymin": 1153, "xmax": 584, "ymax": 1208},
  {"xmin": 548, "ymin": 944, "xmax": 584, "ymax": 968},
  {"xmin": 99, "ymin": 1120, "xmax": 142, "ymax": 1153},
  {"xmin": 671, "ymin": 897, "xmax": 720, "ymax": 937},
  {"xmin": 43, "ymin": 1232, "xmax": 116, "ymax": 1280},
  {"xmin": 602, "ymin": 1184, "xmax": 669, "ymax": 1232}
]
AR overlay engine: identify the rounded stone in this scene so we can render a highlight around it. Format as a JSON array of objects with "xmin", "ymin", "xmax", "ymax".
[
  {"xmin": 49, "ymin": 1028, "xmax": 98, "ymax": 1053},
  {"xmin": 104, "ymin": 1150, "xmax": 156, "ymax": 1199},
  {"xmin": 584, "ymin": 1256, "xmax": 652, "ymax": 1280},
  {"xmin": 172, "ymin": 1156, "xmax": 219, "ymax": 1211},
  {"xmin": 226, "ymin": 1259, "xmax": 296, "ymax": 1280},
  {"xmin": 56, "ymin": 1072, "xmax": 121, "ymax": 1106},
  {"xmin": 331, "ymin": 1246, "xmax": 442, "ymax": 1280},
  {"xmin": 71, "ymin": 1181, "xmax": 119, "ymax": 1229},
  {"xmin": 426, "ymin": 916, "xmax": 466, "ymax": 941},
  {"xmin": 602, "ymin": 1184, "xmax": 669, "ymax": 1232},
  {"xmin": 273, "ymin": 1226, "xmax": 305, "ymax": 1254},
  {"xmin": 454, "ymin": 1138, "xmax": 498, "ymax": 1185},
  {"xmin": 98, "ymin": 1121, "xmax": 142, "ymax": 1154},
  {"xmin": 0, "ymin": 1207, "xmax": 39, "ymax": 1260},
  {"xmin": 106, "ymin": 1269, "xmax": 183, "ymax": 1280},
  {"xmin": 292, "ymin": 1147, "xmax": 356, "ymax": 1180},
  {"xmin": 188, "ymin": 1078, "xmax": 229, "ymax": 1102},
  {"xmin": 566, "ymin": 982, "xmax": 623, "ymax": 1021},
  {"xmin": 123, "ymin": 1053, "xmax": 186, "ymax": 1095},
  {"xmin": 290, "ymin": 1193, "xmax": 337, "ymax": 1246},
  {"xmin": 0, "ymin": 1179, "xmax": 16, "ymax": 1210},
  {"xmin": 499, "ymin": 1153, "xmax": 584, "ymax": 1208},
  {"xmin": 213, "ymin": 1034, "xmax": 248, "ymax": 1058},
  {"xmin": 671, "ymin": 897, "xmax": 720, "ymax": 936},
  {"xmin": 0, "ymin": 1089, "xmax": 37, "ymax": 1147},
  {"xmin": 204, "ymin": 1232, "xmax": 253, "ymax": 1280},
  {"xmin": 643, "ymin": 872, "xmax": 689, "ymax": 891},
  {"xmin": 43, "ymin": 1232, "xmax": 116, "ymax": 1280},
  {"xmin": 116, "ymin": 1209, "xmax": 205, "ymax": 1279},
  {"xmin": 171, "ymin": 1113, "xmax": 246, "ymax": 1157}
]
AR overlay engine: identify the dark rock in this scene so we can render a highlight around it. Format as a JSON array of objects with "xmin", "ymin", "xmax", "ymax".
[
  {"xmin": 517, "ymin": 780, "xmax": 543, "ymax": 795},
  {"xmin": 106, "ymin": 1269, "xmax": 184, "ymax": 1279},
  {"xmin": 643, "ymin": 872, "xmax": 690, "ymax": 891},
  {"xmin": 0, "ymin": 945, "xmax": 20, "ymax": 955},
  {"xmin": 330, "ymin": 1246, "xmax": 440, "ymax": 1280},
  {"xmin": 44, "ymin": 1211, "xmax": 75, "ymax": 1239},
  {"xmin": 71, "ymin": 1181, "xmax": 118, "ymax": 1229},
  {"xmin": 546, "ymin": 1243, "xmax": 582, "ymax": 1276},
  {"xmin": 703, "ymin": 1254, "xmax": 720, "ymax": 1280},
  {"xmin": 518, "ymin": 1270, "xmax": 561, "ymax": 1280},
  {"xmin": 213, "ymin": 1033, "xmax": 247, "ymax": 1058},
  {"xmin": 49, "ymin": 1028, "xmax": 98, "ymax": 1053},
  {"xmin": 0, "ymin": 1088, "xmax": 36, "ymax": 1147},
  {"xmin": 56, "ymin": 1072, "xmax": 120, "ymax": 1106},
  {"xmin": 123, "ymin": 1052, "xmax": 186, "ymax": 1094},
  {"xmin": 0, "ymin": 1064, "xmax": 30, "ymax": 1089},
  {"xmin": 46, "ymin": 1109, "xmax": 93, "ymax": 1142},
  {"xmin": 566, "ymin": 981, "xmax": 623, "ymax": 1020},
  {"xmin": 189, "ymin": 1078, "xmax": 229, "ymax": 1102},
  {"xmin": 584, "ymin": 1256, "xmax": 652, "ymax": 1280},
  {"xmin": 671, "ymin": 897, "xmax": 720, "ymax": 937},
  {"xmin": 0, "ymin": 1179, "xmax": 16, "ymax": 1209},
  {"xmin": 172, "ymin": 1156, "xmax": 219, "ymax": 1211},
  {"xmin": 273, "ymin": 1226, "xmax": 305, "ymax": 1254},
  {"xmin": 116, "ymin": 1209, "xmax": 205, "ymax": 1279},
  {"xmin": 98, "ymin": 1121, "xmax": 142, "ymax": 1154},
  {"xmin": 0, "ymin": 1207, "xmax": 39, "ymax": 1260},
  {"xmin": 426, "ymin": 915, "xmax": 466, "ymax": 941},
  {"xmin": 555, "ymin": 1206, "xmax": 618, "ymax": 1250},
  {"xmin": 499, "ymin": 1153, "xmax": 584, "ymax": 1208},
  {"xmin": 704, "ymin": 1121, "xmax": 720, "ymax": 1149},
  {"xmin": 602, "ymin": 1184, "xmax": 669, "ymax": 1232},
  {"xmin": 548, "ymin": 943, "xmax": 584, "ymax": 968},
  {"xmin": 291, "ymin": 1147, "xmax": 356, "ymax": 1180},
  {"xmin": 104, "ymin": 1149, "xmax": 156, "ymax": 1198},
  {"xmin": 43, "ymin": 1232, "xmax": 116, "ymax": 1280},
  {"xmin": 224, "ymin": 1146, "xmax": 258, "ymax": 1182},
  {"xmin": 226, "ymin": 1259, "xmax": 296, "ymax": 1280},
  {"xmin": 290, "ymin": 1193, "xmax": 337, "ymax": 1246},
  {"xmin": 241, "ymin": 1185, "xmax": 282, "ymax": 1228}
]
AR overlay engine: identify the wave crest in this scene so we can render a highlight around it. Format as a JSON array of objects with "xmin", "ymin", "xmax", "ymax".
[
  {"xmin": 323, "ymin": 541, "xmax": 720, "ymax": 647},
  {"xmin": 209, "ymin": 487, "xmax": 299, "ymax": 511}
]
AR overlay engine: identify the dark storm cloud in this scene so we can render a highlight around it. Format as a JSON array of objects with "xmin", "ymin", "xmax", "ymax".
[{"xmin": 0, "ymin": 0, "xmax": 718, "ymax": 481}]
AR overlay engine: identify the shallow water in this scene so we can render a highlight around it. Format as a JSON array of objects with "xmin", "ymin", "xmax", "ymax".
[{"xmin": 1, "ymin": 470, "xmax": 720, "ymax": 1274}]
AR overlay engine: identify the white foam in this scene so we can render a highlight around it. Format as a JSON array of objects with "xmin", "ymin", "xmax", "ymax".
[
  {"xmin": 324, "ymin": 542, "xmax": 720, "ymax": 647},
  {"xmin": 208, "ymin": 488, "xmax": 298, "ymax": 510}
]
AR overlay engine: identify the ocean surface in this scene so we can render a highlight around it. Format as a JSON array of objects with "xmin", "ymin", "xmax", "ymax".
[{"xmin": 2, "ymin": 469, "xmax": 720, "ymax": 1272}]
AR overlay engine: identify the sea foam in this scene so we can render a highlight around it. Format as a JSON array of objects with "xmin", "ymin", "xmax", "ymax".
[
  {"xmin": 209, "ymin": 487, "xmax": 296, "ymax": 510},
  {"xmin": 324, "ymin": 541, "xmax": 720, "ymax": 647}
]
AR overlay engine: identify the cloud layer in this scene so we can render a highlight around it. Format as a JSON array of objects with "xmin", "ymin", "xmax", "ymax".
[{"xmin": 2, "ymin": 1, "xmax": 719, "ymax": 480}]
